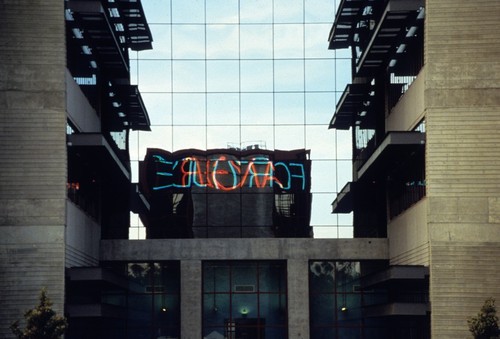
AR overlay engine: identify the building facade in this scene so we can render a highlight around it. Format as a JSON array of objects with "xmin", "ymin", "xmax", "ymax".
[
  {"xmin": 329, "ymin": 0, "xmax": 500, "ymax": 337},
  {"xmin": 0, "ymin": 0, "xmax": 499, "ymax": 338}
]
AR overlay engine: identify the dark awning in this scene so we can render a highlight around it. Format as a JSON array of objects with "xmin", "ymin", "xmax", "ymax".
[
  {"xmin": 126, "ymin": 85, "xmax": 151, "ymax": 131},
  {"xmin": 67, "ymin": 1, "xmax": 129, "ymax": 78},
  {"xmin": 358, "ymin": 131, "xmax": 425, "ymax": 181},
  {"xmin": 361, "ymin": 265, "xmax": 429, "ymax": 289},
  {"xmin": 328, "ymin": 0, "xmax": 367, "ymax": 49},
  {"xmin": 331, "ymin": 182, "xmax": 354, "ymax": 214},
  {"xmin": 115, "ymin": 0, "xmax": 153, "ymax": 51},
  {"xmin": 355, "ymin": 0, "xmax": 424, "ymax": 77},
  {"xmin": 329, "ymin": 83, "xmax": 375, "ymax": 130},
  {"xmin": 363, "ymin": 302, "xmax": 429, "ymax": 317},
  {"xmin": 67, "ymin": 133, "xmax": 130, "ymax": 180},
  {"xmin": 66, "ymin": 0, "xmax": 153, "ymax": 79}
]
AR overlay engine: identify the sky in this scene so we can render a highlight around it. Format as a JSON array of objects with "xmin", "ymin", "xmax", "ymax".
[{"xmin": 128, "ymin": 0, "xmax": 353, "ymax": 239}]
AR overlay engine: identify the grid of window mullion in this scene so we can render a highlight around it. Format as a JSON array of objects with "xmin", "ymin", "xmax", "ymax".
[
  {"xmin": 133, "ymin": 0, "xmax": 351, "ymax": 238},
  {"xmin": 202, "ymin": 262, "xmax": 287, "ymax": 333}
]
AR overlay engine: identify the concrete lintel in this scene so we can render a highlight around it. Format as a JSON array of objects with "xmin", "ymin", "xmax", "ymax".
[{"xmin": 100, "ymin": 238, "xmax": 389, "ymax": 262}]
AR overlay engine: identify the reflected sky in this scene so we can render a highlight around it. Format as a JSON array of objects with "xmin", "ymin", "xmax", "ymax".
[{"xmin": 128, "ymin": 0, "xmax": 353, "ymax": 239}]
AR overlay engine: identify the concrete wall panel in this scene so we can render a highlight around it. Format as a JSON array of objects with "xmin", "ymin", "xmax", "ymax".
[
  {"xmin": 0, "ymin": 2, "xmax": 67, "ymax": 337},
  {"xmin": 425, "ymin": 0, "xmax": 500, "ymax": 337}
]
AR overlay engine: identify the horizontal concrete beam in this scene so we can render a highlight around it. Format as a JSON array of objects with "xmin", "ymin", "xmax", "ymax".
[{"xmin": 101, "ymin": 238, "xmax": 389, "ymax": 261}]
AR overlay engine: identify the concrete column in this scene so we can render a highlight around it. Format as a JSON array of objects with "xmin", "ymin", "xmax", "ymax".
[
  {"xmin": 181, "ymin": 260, "xmax": 202, "ymax": 338},
  {"xmin": 288, "ymin": 259, "xmax": 310, "ymax": 339}
]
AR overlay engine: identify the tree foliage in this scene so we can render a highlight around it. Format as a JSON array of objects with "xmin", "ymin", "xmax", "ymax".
[
  {"xmin": 468, "ymin": 297, "xmax": 499, "ymax": 339},
  {"xmin": 10, "ymin": 288, "xmax": 67, "ymax": 339}
]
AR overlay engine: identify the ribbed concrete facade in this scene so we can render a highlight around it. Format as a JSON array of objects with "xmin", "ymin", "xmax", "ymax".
[
  {"xmin": 0, "ymin": 1, "xmax": 67, "ymax": 337},
  {"xmin": 425, "ymin": 0, "xmax": 500, "ymax": 337}
]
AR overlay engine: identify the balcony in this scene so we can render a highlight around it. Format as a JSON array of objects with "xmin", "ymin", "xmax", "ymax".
[
  {"xmin": 329, "ymin": 83, "xmax": 375, "ymax": 130},
  {"xmin": 331, "ymin": 182, "xmax": 355, "ymax": 214},
  {"xmin": 66, "ymin": 0, "xmax": 152, "ymax": 78},
  {"xmin": 329, "ymin": 0, "xmax": 424, "ymax": 78},
  {"xmin": 357, "ymin": 131, "xmax": 424, "ymax": 181},
  {"xmin": 67, "ymin": 133, "xmax": 131, "ymax": 180},
  {"xmin": 66, "ymin": 267, "xmax": 129, "ymax": 319},
  {"xmin": 66, "ymin": 0, "xmax": 152, "ymax": 135},
  {"xmin": 355, "ymin": 0, "xmax": 424, "ymax": 77},
  {"xmin": 362, "ymin": 265, "xmax": 429, "ymax": 317}
]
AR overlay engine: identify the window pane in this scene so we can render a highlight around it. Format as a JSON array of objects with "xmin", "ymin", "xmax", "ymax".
[
  {"xmin": 259, "ymin": 262, "xmax": 286, "ymax": 292},
  {"xmin": 310, "ymin": 293, "xmax": 335, "ymax": 325},
  {"xmin": 314, "ymin": 226, "xmax": 340, "ymax": 239},
  {"xmin": 138, "ymin": 126, "xmax": 173, "ymax": 158},
  {"xmin": 172, "ymin": 61, "xmax": 205, "ymax": 92},
  {"xmin": 231, "ymin": 294, "xmax": 258, "ymax": 319},
  {"xmin": 259, "ymin": 294, "xmax": 286, "ymax": 324},
  {"xmin": 207, "ymin": 60, "xmax": 240, "ymax": 92},
  {"xmin": 338, "ymin": 226, "xmax": 354, "ymax": 238},
  {"xmin": 306, "ymin": 126, "xmax": 337, "ymax": 160},
  {"xmin": 172, "ymin": 126, "xmax": 207, "ymax": 151},
  {"xmin": 275, "ymin": 59, "xmax": 304, "ymax": 92},
  {"xmin": 204, "ymin": 264, "xmax": 231, "ymax": 292},
  {"xmin": 206, "ymin": 0, "xmax": 239, "ymax": 24},
  {"xmin": 241, "ymin": 193, "xmax": 273, "ymax": 226},
  {"xmin": 141, "ymin": 0, "xmax": 171, "ymax": 24},
  {"xmin": 141, "ymin": 93, "xmax": 172, "ymax": 125},
  {"xmin": 335, "ymin": 131, "xmax": 353, "ymax": 160},
  {"xmin": 310, "ymin": 261, "xmax": 335, "ymax": 293},
  {"xmin": 141, "ymin": 24, "xmax": 171, "ymax": 59},
  {"xmin": 240, "ymin": 25, "xmax": 273, "ymax": 59},
  {"xmin": 207, "ymin": 126, "xmax": 241, "ymax": 150},
  {"xmin": 274, "ymin": 24, "xmax": 304, "ymax": 58},
  {"xmin": 203, "ymin": 294, "xmax": 230, "ymax": 325},
  {"xmin": 306, "ymin": 59, "xmax": 336, "ymax": 91},
  {"xmin": 172, "ymin": 25, "xmax": 205, "ymax": 59},
  {"xmin": 241, "ymin": 93, "xmax": 273, "ymax": 125},
  {"xmin": 274, "ymin": 0, "xmax": 303, "ymax": 23},
  {"xmin": 240, "ymin": 0, "xmax": 272, "ymax": 23},
  {"xmin": 173, "ymin": 93, "xmax": 206, "ymax": 125},
  {"xmin": 311, "ymin": 327, "xmax": 337, "ymax": 339},
  {"xmin": 305, "ymin": 24, "xmax": 334, "ymax": 58},
  {"xmin": 233, "ymin": 264, "xmax": 257, "ymax": 288},
  {"xmin": 310, "ymin": 160, "xmax": 337, "ymax": 192},
  {"xmin": 241, "ymin": 125, "xmax": 273, "ymax": 150},
  {"xmin": 275, "ymin": 92, "xmax": 304, "ymax": 125},
  {"xmin": 305, "ymin": 0, "xmax": 336, "ymax": 23},
  {"xmin": 336, "ymin": 58, "xmax": 352, "ymax": 92},
  {"xmin": 305, "ymin": 92, "xmax": 336, "ymax": 125},
  {"xmin": 275, "ymin": 125, "xmax": 305, "ymax": 150},
  {"xmin": 172, "ymin": 0, "xmax": 204, "ymax": 23},
  {"xmin": 207, "ymin": 93, "xmax": 240, "ymax": 125},
  {"xmin": 240, "ymin": 60, "xmax": 273, "ymax": 92},
  {"xmin": 337, "ymin": 160, "xmax": 353, "ymax": 187},
  {"xmin": 138, "ymin": 60, "xmax": 171, "ymax": 92},
  {"xmin": 310, "ymin": 193, "xmax": 338, "ymax": 226},
  {"xmin": 206, "ymin": 24, "xmax": 239, "ymax": 59}
]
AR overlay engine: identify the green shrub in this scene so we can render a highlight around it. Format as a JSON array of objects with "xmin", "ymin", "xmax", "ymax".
[
  {"xmin": 468, "ymin": 298, "xmax": 499, "ymax": 339},
  {"xmin": 10, "ymin": 288, "xmax": 67, "ymax": 339}
]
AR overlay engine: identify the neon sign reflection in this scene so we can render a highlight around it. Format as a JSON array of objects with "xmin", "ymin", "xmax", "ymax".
[{"xmin": 151, "ymin": 155, "xmax": 307, "ymax": 191}]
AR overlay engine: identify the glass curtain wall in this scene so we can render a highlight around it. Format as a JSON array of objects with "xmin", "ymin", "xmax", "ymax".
[{"xmin": 129, "ymin": 0, "xmax": 352, "ymax": 239}]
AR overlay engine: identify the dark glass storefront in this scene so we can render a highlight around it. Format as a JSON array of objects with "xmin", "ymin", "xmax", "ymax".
[
  {"xmin": 309, "ymin": 261, "xmax": 429, "ymax": 339},
  {"xmin": 202, "ymin": 261, "xmax": 287, "ymax": 339},
  {"xmin": 66, "ymin": 261, "xmax": 180, "ymax": 339}
]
